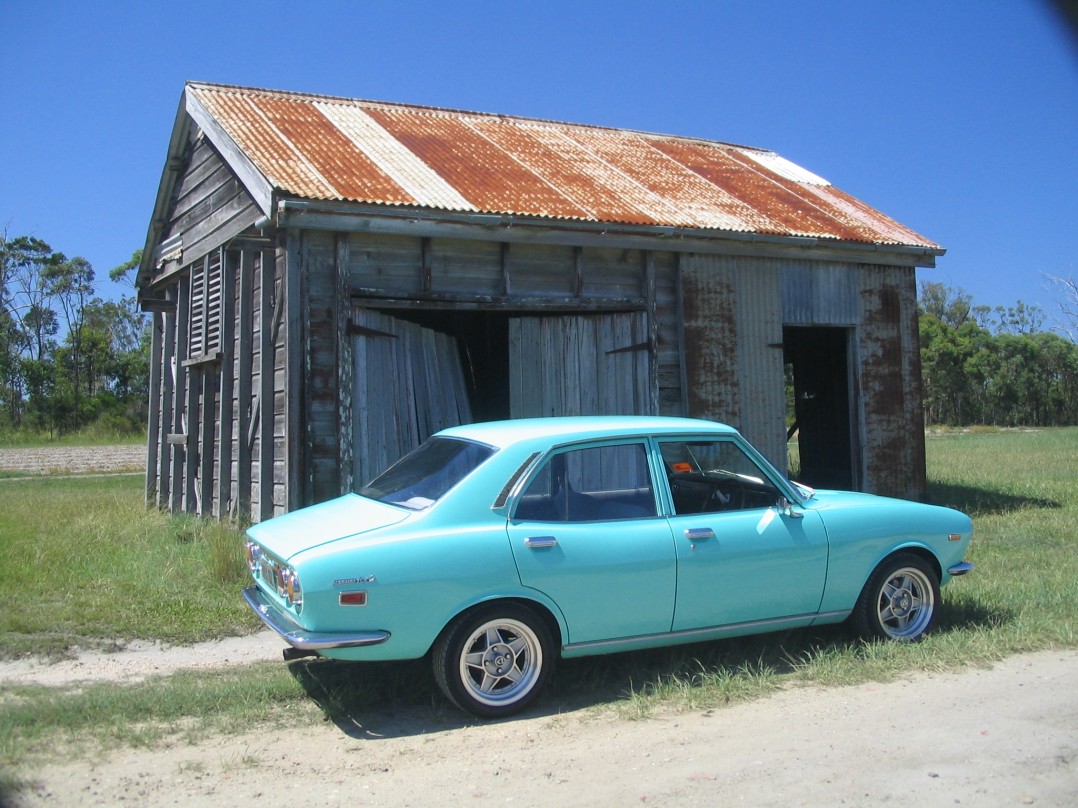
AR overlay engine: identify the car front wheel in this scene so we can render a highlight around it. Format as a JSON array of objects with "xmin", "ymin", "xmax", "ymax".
[
  {"xmin": 853, "ymin": 553, "xmax": 940, "ymax": 641},
  {"xmin": 434, "ymin": 603, "xmax": 554, "ymax": 718}
]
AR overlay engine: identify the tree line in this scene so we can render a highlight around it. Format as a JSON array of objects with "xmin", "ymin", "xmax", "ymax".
[
  {"xmin": 1, "ymin": 233, "xmax": 148, "ymax": 436},
  {"xmin": 919, "ymin": 281, "xmax": 1078, "ymax": 427}
]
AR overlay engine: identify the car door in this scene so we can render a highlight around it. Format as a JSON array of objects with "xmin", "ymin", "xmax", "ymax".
[
  {"xmin": 506, "ymin": 440, "xmax": 677, "ymax": 644},
  {"xmin": 657, "ymin": 437, "xmax": 829, "ymax": 631}
]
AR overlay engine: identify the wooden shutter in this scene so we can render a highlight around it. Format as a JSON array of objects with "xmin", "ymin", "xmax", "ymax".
[{"xmin": 188, "ymin": 250, "xmax": 223, "ymax": 358}]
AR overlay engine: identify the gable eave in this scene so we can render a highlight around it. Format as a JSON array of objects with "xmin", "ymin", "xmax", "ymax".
[{"xmin": 137, "ymin": 84, "xmax": 275, "ymax": 291}]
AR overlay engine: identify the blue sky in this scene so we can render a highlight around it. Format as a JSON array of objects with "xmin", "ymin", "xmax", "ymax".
[{"xmin": 2, "ymin": 1, "xmax": 1076, "ymax": 319}]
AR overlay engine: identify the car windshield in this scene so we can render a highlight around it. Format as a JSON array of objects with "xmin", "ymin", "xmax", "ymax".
[{"xmin": 359, "ymin": 437, "xmax": 496, "ymax": 510}]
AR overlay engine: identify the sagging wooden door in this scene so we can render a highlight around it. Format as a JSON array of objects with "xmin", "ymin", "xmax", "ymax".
[
  {"xmin": 508, "ymin": 312, "xmax": 656, "ymax": 418},
  {"xmin": 351, "ymin": 309, "xmax": 473, "ymax": 486}
]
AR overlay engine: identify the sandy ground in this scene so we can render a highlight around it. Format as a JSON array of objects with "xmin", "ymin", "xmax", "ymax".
[{"xmin": 3, "ymin": 638, "xmax": 1076, "ymax": 808}]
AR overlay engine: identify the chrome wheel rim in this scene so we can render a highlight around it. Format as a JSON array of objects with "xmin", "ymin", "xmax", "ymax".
[
  {"xmin": 877, "ymin": 566, "xmax": 935, "ymax": 639},
  {"xmin": 459, "ymin": 618, "xmax": 543, "ymax": 707}
]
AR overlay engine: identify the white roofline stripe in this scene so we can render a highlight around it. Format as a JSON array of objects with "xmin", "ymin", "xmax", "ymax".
[{"xmin": 316, "ymin": 101, "xmax": 476, "ymax": 212}]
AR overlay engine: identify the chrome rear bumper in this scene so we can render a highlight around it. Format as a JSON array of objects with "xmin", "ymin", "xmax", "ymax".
[{"xmin": 243, "ymin": 586, "xmax": 390, "ymax": 651}]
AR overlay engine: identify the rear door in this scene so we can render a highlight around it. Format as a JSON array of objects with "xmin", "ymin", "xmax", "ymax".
[{"xmin": 506, "ymin": 439, "xmax": 676, "ymax": 644}]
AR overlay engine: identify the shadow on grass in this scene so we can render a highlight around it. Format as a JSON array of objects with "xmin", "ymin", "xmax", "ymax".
[
  {"xmin": 287, "ymin": 595, "xmax": 1009, "ymax": 739},
  {"xmin": 934, "ymin": 597, "xmax": 1014, "ymax": 633},
  {"xmin": 926, "ymin": 481, "xmax": 1059, "ymax": 517}
]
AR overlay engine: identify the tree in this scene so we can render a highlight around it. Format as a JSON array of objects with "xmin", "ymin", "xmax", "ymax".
[
  {"xmin": 1, "ymin": 235, "xmax": 150, "ymax": 434},
  {"xmin": 1044, "ymin": 273, "xmax": 1078, "ymax": 341},
  {"xmin": 918, "ymin": 281, "xmax": 1078, "ymax": 427},
  {"xmin": 43, "ymin": 255, "xmax": 95, "ymax": 424},
  {"xmin": 919, "ymin": 281, "xmax": 973, "ymax": 328}
]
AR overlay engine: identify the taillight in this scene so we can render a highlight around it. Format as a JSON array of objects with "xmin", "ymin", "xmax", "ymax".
[
  {"xmin": 282, "ymin": 568, "xmax": 303, "ymax": 609},
  {"xmin": 244, "ymin": 541, "xmax": 261, "ymax": 572}
]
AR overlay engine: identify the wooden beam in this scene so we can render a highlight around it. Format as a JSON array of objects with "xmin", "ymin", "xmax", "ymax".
[
  {"xmin": 336, "ymin": 233, "xmax": 354, "ymax": 495},
  {"xmin": 145, "ymin": 311, "xmax": 163, "ymax": 504},
  {"xmin": 184, "ymin": 368, "xmax": 199, "ymax": 514},
  {"xmin": 500, "ymin": 242, "xmax": 512, "ymax": 296},
  {"xmin": 257, "ymin": 250, "xmax": 276, "ymax": 521},
  {"xmin": 170, "ymin": 276, "xmax": 190, "ymax": 514},
  {"xmin": 199, "ymin": 369, "xmax": 215, "ymax": 516},
  {"xmin": 573, "ymin": 246, "xmax": 584, "ymax": 297},
  {"xmin": 157, "ymin": 291, "xmax": 176, "ymax": 509},
  {"xmin": 285, "ymin": 233, "xmax": 304, "ymax": 512},
  {"xmin": 349, "ymin": 289, "xmax": 647, "ymax": 312},
  {"xmin": 217, "ymin": 248, "xmax": 237, "ymax": 517},
  {"xmin": 421, "ymin": 236, "xmax": 432, "ymax": 294},
  {"xmin": 644, "ymin": 250, "xmax": 660, "ymax": 414},
  {"xmin": 236, "ymin": 248, "xmax": 254, "ymax": 519},
  {"xmin": 276, "ymin": 203, "xmax": 941, "ymax": 268}
]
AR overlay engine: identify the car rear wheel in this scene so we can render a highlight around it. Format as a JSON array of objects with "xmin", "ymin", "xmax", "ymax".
[
  {"xmin": 853, "ymin": 553, "xmax": 940, "ymax": 641},
  {"xmin": 434, "ymin": 603, "xmax": 554, "ymax": 718}
]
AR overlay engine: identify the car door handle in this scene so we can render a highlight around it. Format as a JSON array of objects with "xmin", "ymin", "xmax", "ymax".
[
  {"xmin": 684, "ymin": 527, "xmax": 715, "ymax": 541},
  {"xmin": 524, "ymin": 535, "xmax": 558, "ymax": 549}
]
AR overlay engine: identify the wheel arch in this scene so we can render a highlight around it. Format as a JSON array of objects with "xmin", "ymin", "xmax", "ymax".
[
  {"xmin": 433, "ymin": 595, "xmax": 565, "ymax": 655},
  {"xmin": 879, "ymin": 544, "xmax": 942, "ymax": 582}
]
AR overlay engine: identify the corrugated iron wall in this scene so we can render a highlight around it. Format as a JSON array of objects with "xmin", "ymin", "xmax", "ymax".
[
  {"xmin": 857, "ymin": 265, "xmax": 926, "ymax": 499},
  {"xmin": 678, "ymin": 254, "xmax": 787, "ymax": 471}
]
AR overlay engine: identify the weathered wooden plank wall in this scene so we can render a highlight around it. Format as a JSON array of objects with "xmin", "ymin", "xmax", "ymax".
[
  {"xmin": 349, "ymin": 308, "xmax": 473, "ymax": 484},
  {"xmin": 152, "ymin": 133, "xmax": 261, "ymax": 286},
  {"xmin": 508, "ymin": 313, "xmax": 653, "ymax": 418}
]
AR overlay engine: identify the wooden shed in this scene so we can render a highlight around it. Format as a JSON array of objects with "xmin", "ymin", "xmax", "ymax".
[{"xmin": 137, "ymin": 82, "xmax": 943, "ymax": 521}]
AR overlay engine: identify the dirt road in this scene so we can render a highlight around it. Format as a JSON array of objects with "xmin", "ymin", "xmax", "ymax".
[{"xmin": 7, "ymin": 643, "xmax": 1076, "ymax": 807}]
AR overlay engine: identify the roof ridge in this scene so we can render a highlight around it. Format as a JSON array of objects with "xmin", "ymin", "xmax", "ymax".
[{"xmin": 184, "ymin": 80, "xmax": 767, "ymax": 153}]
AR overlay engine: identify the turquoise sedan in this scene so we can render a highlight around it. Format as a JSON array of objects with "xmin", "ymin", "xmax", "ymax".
[{"xmin": 243, "ymin": 416, "xmax": 973, "ymax": 717}]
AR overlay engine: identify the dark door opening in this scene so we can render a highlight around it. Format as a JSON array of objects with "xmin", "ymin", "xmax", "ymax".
[{"xmin": 783, "ymin": 326, "xmax": 858, "ymax": 490}]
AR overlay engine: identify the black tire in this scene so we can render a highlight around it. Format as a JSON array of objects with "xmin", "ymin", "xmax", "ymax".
[
  {"xmin": 853, "ymin": 553, "xmax": 940, "ymax": 642},
  {"xmin": 433, "ymin": 603, "xmax": 554, "ymax": 718}
]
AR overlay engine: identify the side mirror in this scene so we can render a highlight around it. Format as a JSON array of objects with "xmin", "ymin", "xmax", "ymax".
[{"xmin": 779, "ymin": 498, "xmax": 803, "ymax": 519}]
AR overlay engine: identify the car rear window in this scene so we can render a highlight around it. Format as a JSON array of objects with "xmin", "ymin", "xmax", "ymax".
[{"xmin": 359, "ymin": 437, "xmax": 495, "ymax": 510}]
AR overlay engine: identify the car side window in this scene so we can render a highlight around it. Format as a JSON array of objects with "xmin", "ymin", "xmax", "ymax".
[
  {"xmin": 514, "ymin": 442, "xmax": 657, "ymax": 522},
  {"xmin": 660, "ymin": 439, "xmax": 781, "ymax": 515}
]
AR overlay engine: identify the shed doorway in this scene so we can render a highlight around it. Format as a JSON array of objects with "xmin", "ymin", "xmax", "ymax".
[
  {"xmin": 351, "ymin": 307, "xmax": 653, "ymax": 485},
  {"xmin": 783, "ymin": 326, "xmax": 859, "ymax": 490}
]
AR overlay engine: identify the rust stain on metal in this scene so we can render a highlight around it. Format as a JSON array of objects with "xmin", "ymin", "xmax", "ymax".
[
  {"xmin": 680, "ymin": 259, "xmax": 740, "ymax": 424},
  {"xmin": 367, "ymin": 107, "xmax": 593, "ymax": 219},
  {"xmin": 252, "ymin": 95, "xmax": 415, "ymax": 205},
  {"xmin": 187, "ymin": 83, "xmax": 941, "ymax": 250},
  {"xmin": 859, "ymin": 280, "xmax": 910, "ymax": 496}
]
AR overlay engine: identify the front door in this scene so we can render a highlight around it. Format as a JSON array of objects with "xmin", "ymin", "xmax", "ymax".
[{"xmin": 657, "ymin": 437, "xmax": 829, "ymax": 630}]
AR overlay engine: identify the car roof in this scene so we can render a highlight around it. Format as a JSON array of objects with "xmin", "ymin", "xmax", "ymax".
[{"xmin": 436, "ymin": 416, "xmax": 738, "ymax": 450}]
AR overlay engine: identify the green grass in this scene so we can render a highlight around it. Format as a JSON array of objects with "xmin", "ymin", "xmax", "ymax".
[
  {"xmin": 0, "ymin": 475, "xmax": 255, "ymax": 658},
  {"xmin": 0, "ymin": 423, "xmax": 146, "ymax": 448},
  {"xmin": 1, "ymin": 428, "xmax": 1076, "ymax": 787}
]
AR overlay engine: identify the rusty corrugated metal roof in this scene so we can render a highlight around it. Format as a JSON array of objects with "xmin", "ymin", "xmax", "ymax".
[{"xmin": 186, "ymin": 82, "xmax": 939, "ymax": 249}]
